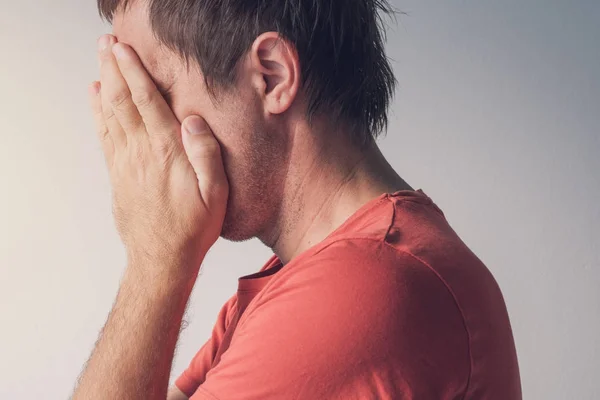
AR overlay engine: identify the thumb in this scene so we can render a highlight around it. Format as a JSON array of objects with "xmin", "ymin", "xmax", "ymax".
[{"xmin": 182, "ymin": 115, "xmax": 229, "ymax": 209}]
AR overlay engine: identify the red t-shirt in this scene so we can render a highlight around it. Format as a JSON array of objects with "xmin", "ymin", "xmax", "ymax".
[{"xmin": 175, "ymin": 189, "xmax": 522, "ymax": 399}]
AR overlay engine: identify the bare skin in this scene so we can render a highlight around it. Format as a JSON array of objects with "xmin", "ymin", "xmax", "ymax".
[
  {"xmin": 73, "ymin": 3, "xmax": 412, "ymax": 399},
  {"xmin": 71, "ymin": 34, "xmax": 228, "ymax": 400},
  {"xmin": 107, "ymin": 1, "xmax": 412, "ymax": 259}
]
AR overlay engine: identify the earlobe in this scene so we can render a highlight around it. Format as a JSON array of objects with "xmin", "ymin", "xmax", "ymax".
[{"xmin": 250, "ymin": 32, "xmax": 300, "ymax": 115}]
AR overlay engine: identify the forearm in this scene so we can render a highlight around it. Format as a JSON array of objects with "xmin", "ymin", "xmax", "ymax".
[
  {"xmin": 77, "ymin": 33, "xmax": 227, "ymax": 399},
  {"xmin": 73, "ymin": 256, "xmax": 200, "ymax": 400}
]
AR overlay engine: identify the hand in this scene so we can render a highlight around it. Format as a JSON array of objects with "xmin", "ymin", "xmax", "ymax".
[{"xmin": 89, "ymin": 35, "xmax": 229, "ymax": 272}]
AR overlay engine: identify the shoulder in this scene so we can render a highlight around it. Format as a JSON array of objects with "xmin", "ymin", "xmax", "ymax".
[
  {"xmin": 225, "ymin": 238, "xmax": 471, "ymax": 396},
  {"xmin": 247, "ymin": 238, "xmax": 469, "ymax": 351}
]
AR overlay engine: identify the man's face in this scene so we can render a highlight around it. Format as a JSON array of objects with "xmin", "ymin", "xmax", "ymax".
[{"xmin": 112, "ymin": 3, "xmax": 286, "ymax": 242}]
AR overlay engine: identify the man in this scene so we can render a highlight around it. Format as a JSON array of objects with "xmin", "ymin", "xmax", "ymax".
[{"xmin": 73, "ymin": 0, "xmax": 522, "ymax": 398}]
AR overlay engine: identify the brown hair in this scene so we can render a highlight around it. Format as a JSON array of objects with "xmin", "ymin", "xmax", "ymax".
[{"xmin": 98, "ymin": 0, "xmax": 397, "ymax": 146}]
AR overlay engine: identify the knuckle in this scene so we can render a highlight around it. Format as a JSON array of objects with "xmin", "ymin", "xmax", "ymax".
[
  {"xmin": 102, "ymin": 105, "xmax": 116, "ymax": 121},
  {"xmin": 109, "ymin": 91, "xmax": 131, "ymax": 109},
  {"xmin": 192, "ymin": 140, "xmax": 220, "ymax": 159},
  {"xmin": 97, "ymin": 125, "xmax": 110, "ymax": 140},
  {"xmin": 130, "ymin": 141, "xmax": 145, "ymax": 162},
  {"xmin": 153, "ymin": 138, "xmax": 176, "ymax": 163},
  {"xmin": 131, "ymin": 88, "xmax": 155, "ymax": 109}
]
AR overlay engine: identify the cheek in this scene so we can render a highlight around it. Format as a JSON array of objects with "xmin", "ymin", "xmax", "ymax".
[
  {"xmin": 204, "ymin": 95, "xmax": 257, "ymax": 156},
  {"xmin": 168, "ymin": 81, "xmax": 262, "ymax": 173},
  {"xmin": 212, "ymin": 108, "xmax": 254, "ymax": 165},
  {"xmin": 168, "ymin": 91, "xmax": 215, "ymax": 126},
  {"xmin": 168, "ymin": 85, "xmax": 249, "ymax": 136}
]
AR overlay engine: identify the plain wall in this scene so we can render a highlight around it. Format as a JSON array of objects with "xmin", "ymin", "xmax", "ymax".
[{"xmin": 1, "ymin": 0, "xmax": 598, "ymax": 398}]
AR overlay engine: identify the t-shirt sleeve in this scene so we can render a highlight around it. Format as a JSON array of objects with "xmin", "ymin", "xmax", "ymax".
[
  {"xmin": 175, "ymin": 294, "xmax": 238, "ymax": 398},
  {"xmin": 190, "ymin": 239, "xmax": 470, "ymax": 400}
]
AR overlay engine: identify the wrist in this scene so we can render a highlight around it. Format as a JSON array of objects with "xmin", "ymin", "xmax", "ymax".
[{"xmin": 125, "ymin": 246, "xmax": 205, "ymax": 287}]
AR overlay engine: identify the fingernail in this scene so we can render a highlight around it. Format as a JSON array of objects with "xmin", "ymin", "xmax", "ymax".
[
  {"xmin": 98, "ymin": 35, "xmax": 112, "ymax": 52},
  {"xmin": 89, "ymin": 81, "xmax": 100, "ymax": 96},
  {"xmin": 185, "ymin": 117, "xmax": 208, "ymax": 135}
]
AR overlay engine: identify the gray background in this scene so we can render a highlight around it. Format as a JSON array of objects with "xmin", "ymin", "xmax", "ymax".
[{"xmin": 1, "ymin": 0, "xmax": 598, "ymax": 398}]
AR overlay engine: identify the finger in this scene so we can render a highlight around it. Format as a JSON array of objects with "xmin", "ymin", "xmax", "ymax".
[
  {"xmin": 98, "ymin": 35, "xmax": 127, "ymax": 149},
  {"xmin": 111, "ymin": 42, "xmax": 178, "ymax": 139},
  {"xmin": 88, "ymin": 81, "xmax": 114, "ymax": 166},
  {"xmin": 99, "ymin": 38, "xmax": 145, "ymax": 138},
  {"xmin": 182, "ymin": 116, "xmax": 229, "ymax": 210}
]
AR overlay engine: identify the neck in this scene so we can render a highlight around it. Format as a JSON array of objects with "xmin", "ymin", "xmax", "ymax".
[{"xmin": 259, "ymin": 125, "xmax": 413, "ymax": 264}]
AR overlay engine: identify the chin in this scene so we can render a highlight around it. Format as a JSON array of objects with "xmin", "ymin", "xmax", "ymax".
[
  {"xmin": 219, "ymin": 225, "xmax": 254, "ymax": 243},
  {"xmin": 219, "ymin": 209, "xmax": 257, "ymax": 243}
]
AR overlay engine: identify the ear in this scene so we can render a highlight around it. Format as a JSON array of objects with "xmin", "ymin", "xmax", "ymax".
[{"xmin": 248, "ymin": 32, "xmax": 300, "ymax": 115}]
